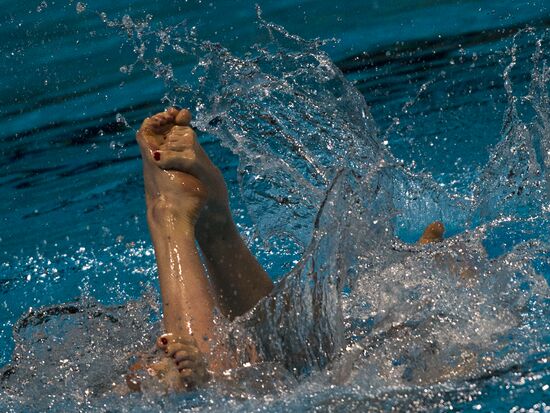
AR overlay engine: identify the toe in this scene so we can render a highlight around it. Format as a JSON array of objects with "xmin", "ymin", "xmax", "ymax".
[
  {"xmin": 136, "ymin": 118, "xmax": 154, "ymax": 144},
  {"xmin": 173, "ymin": 350, "xmax": 190, "ymax": 362},
  {"xmin": 153, "ymin": 149, "xmax": 200, "ymax": 175},
  {"xmin": 145, "ymin": 110, "xmax": 177, "ymax": 136},
  {"xmin": 156, "ymin": 333, "xmax": 198, "ymax": 350},
  {"xmin": 166, "ymin": 107, "xmax": 180, "ymax": 117},
  {"xmin": 175, "ymin": 109, "xmax": 192, "ymax": 126},
  {"xmin": 164, "ymin": 126, "xmax": 196, "ymax": 150},
  {"xmin": 157, "ymin": 111, "xmax": 176, "ymax": 124},
  {"xmin": 156, "ymin": 333, "xmax": 173, "ymax": 350},
  {"xmin": 137, "ymin": 121, "xmax": 163, "ymax": 150},
  {"xmin": 178, "ymin": 336, "xmax": 198, "ymax": 346},
  {"xmin": 166, "ymin": 342, "xmax": 186, "ymax": 357},
  {"xmin": 179, "ymin": 369, "xmax": 194, "ymax": 379},
  {"xmin": 176, "ymin": 360, "xmax": 195, "ymax": 370},
  {"xmin": 173, "ymin": 349, "xmax": 196, "ymax": 363},
  {"xmin": 150, "ymin": 115, "xmax": 164, "ymax": 127}
]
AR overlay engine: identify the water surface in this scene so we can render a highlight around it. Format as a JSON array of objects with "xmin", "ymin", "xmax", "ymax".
[{"xmin": 1, "ymin": 1, "xmax": 549, "ymax": 412}]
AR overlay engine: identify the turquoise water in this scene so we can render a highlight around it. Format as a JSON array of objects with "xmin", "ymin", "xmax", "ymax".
[{"xmin": 1, "ymin": 1, "xmax": 549, "ymax": 411}]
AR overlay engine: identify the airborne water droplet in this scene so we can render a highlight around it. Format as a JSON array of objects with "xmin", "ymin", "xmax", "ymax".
[
  {"xmin": 36, "ymin": 1, "xmax": 47, "ymax": 12},
  {"xmin": 76, "ymin": 2, "xmax": 86, "ymax": 13},
  {"xmin": 115, "ymin": 113, "xmax": 130, "ymax": 128}
]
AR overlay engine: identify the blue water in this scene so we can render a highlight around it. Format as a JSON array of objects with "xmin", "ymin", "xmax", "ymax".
[{"xmin": 1, "ymin": 0, "xmax": 549, "ymax": 411}]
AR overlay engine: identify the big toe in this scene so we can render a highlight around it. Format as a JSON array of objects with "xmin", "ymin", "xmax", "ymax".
[{"xmin": 175, "ymin": 109, "xmax": 192, "ymax": 126}]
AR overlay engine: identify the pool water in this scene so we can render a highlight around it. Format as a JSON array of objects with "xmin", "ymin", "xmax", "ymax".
[{"xmin": 1, "ymin": 0, "xmax": 549, "ymax": 411}]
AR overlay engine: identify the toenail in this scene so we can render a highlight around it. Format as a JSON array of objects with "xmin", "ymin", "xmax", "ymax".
[
  {"xmin": 160, "ymin": 336, "xmax": 168, "ymax": 345},
  {"xmin": 153, "ymin": 151, "xmax": 161, "ymax": 161}
]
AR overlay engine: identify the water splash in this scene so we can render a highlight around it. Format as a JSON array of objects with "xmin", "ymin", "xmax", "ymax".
[
  {"xmin": 1, "ymin": 8, "xmax": 549, "ymax": 413},
  {"xmin": 473, "ymin": 30, "xmax": 550, "ymax": 226}
]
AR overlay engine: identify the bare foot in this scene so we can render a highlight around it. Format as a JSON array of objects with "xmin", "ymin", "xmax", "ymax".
[
  {"xmin": 125, "ymin": 334, "xmax": 210, "ymax": 393},
  {"xmin": 418, "ymin": 221, "xmax": 445, "ymax": 245},
  {"xmin": 135, "ymin": 108, "xmax": 236, "ymax": 390},
  {"xmin": 136, "ymin": 108, "xmax": 231, "ymax": 227},
  {"xmin": 154, "ymin": 333, "xmax": 211, "ymax": 390}
]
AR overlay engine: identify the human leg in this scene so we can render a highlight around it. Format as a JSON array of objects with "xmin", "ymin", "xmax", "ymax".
[
  {"xmin": 145, "ymin": 108, "xmax": 273, "ymax": 319},
  {"xmin": 136, "ymin": 109, "xmax": 233, "ymax": 384}
]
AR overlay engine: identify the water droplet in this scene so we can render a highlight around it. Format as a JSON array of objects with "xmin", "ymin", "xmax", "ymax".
[
  {"xmin": 115, "ymin": 113, "xmax": 130, "ymax": 128},
  {"xmin": 76, "ymin": 2, "xmax": 86, "ymax": 13},
  {"xmin": 36, "ymin": 1, "xmax": 48, "ymax": 12}
]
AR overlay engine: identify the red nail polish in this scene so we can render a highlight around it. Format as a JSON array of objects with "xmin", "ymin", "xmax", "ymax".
[
  {"xmin": 160, "ymin": 337, "xmax": 168, "ymax": 345},
  {"xmin": 153, "ymin": 151, "xmax": 161, "ymax": 161}
]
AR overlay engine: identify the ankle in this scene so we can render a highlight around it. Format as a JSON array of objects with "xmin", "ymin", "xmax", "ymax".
[{"xmin": 147, "ymin": 198, "xmax": 197, "ymax": 237}]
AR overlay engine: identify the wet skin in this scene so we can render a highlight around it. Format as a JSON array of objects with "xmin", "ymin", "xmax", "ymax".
[
  {"xmin": 135, "ymin": 108, "xmax": 273, "ymax": 389},
  {"xmin": 418, "ymin": 221, "xmax": 445, "ymax": 245},
  {"xmin": 135, "ymin": 108, "xmax": 451, "ymax": 391}
]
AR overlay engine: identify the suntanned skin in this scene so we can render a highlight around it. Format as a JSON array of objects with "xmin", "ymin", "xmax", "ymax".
[
  {"xmin": 142, "ymin": 108, "xmax": 274, "ymax": 319},
  {"xmin": 196, "ymin": 216, "xmax": 275, "ymax": 318},
  {"xmin": 136, "ymin": 108, "xmax": 273, "ymax": 389},
  {"xmin": 135, "ymin": 107, "xmax": 446, "ymax": 391}
]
